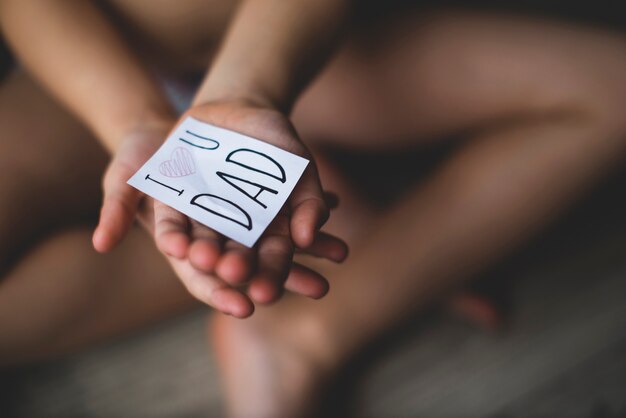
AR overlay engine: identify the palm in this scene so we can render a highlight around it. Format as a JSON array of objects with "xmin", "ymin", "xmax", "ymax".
[{"xmin": 94, "ymin": 102, "xmax": 347, "ymax": 317}]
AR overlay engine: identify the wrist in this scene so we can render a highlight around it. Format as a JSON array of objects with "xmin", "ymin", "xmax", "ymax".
[
  {"xmin": 193, "ymin": 74, "xmax": 290, "ymax": 114},
  {"xmin": 100, "ymin": 106, "xmax": 177, "ymax": 155}
]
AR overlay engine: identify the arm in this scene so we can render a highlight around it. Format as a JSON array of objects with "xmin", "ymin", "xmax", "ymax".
[
  {"xmin": 145, "ymin": 0, "xmax": 352, "ymax": 312},
  {"xmin": 0, "ymin": 0, "xmax": 174, "ymax": 153},
  {"xmin": 184, "ymin": 0, "xmax": 351, "ymax": 246},
  {"xmin": 195, "ymin": 0, "xmax": 351, "ymax": 112}
]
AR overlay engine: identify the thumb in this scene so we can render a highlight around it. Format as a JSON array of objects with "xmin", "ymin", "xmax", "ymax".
[
  {"xmin": 289, "ymin": 161, "xmax": 329, "ymax": 248},
  {"xmin": 93, "ymin": 162, "xmax": 141, "ymax": 252}
]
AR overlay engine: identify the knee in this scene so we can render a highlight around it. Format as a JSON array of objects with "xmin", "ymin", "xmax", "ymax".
[{"xmin": 521, "ymin": 35, "xmax": 626, "ymax": 140}]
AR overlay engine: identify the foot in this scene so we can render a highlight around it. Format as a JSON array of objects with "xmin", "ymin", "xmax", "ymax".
[
  {"xmin": 209, "ymin": 299, "xmax": 338, "ymax": 418},
  {"xmin": 448, "ymin": 292, "xmax": 503, "ymax": 332}
]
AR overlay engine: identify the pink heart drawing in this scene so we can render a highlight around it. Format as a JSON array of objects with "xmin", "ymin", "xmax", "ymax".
[{"xmin": 159, "ymin": 147, "xmax": 196, "ymax": 177}]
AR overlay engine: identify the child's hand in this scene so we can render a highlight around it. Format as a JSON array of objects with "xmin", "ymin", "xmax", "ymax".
[{"xmin": 93, "ymin": 101, "xmax": 347, "ymax": 317}]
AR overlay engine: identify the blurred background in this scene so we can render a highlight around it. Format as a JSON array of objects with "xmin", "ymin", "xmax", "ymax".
[{"xmin": 1, "ymin": 1, "xmax": 625, "ymax": 417}]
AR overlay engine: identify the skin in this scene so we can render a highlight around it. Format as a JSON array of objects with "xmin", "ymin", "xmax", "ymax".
[
  {"xmin": 1, "ymin": 1, "xmax": 626, "ymax": 417},
  {"xmin": 0, "ymin": 0, "xmax": 349, "ymax": 318}
]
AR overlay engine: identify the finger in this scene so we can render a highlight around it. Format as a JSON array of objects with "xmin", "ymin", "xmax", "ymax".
[
  {"xmin": 93, "ymin": 164, "xmax": 140, "ymax": 253},
  {"xmin": 188, "ymin": 220, "xmax": 224, "ymax": 273},
  {"xmin": 290, "ymin": 162, "xmax": 329, "ymax": 249},
  {"xmin": 170, "ymin": 256, "xmax": 254, "ymax": 318},
  {"xmin": 295, "ymin": 232, "xmax": 348, "ymax": 262},
  {"xmin": 215, "ymin": 240, "xmax": 256, "ymax": 286},
  {"xmin": 153, "ymin": 200, "xmax": 190, "ymax": 259},
  {"xmin": 284, "ymin": 263, "xmax": 330, "ymax": 299},
  {"xmin": 247, "ymin": 216, "xmax": 294, "ymax": 305}
]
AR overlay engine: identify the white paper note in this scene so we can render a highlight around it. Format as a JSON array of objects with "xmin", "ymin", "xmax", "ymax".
[{"xmin": 128, "ymin": 117, "xmax": 309, "ymax": 247}]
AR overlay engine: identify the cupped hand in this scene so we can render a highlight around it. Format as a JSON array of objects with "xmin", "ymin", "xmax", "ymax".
[{"xmin": 92, "ymin": 101, "xmax": 348, "ymax": 317}]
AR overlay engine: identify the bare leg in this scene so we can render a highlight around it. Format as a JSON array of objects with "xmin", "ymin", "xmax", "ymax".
[
  {"xmin": 0, "ymin": 72, "xmax": 196, "ymax": 366},
  {"xmin": 0, "ymin": 71, "xmax": 104, "ymax": 273},
  {"xmin": 210, "ymin": 11, "xmax": 626, "ymax": 418},
  {"xmin": 0, "ymin": 227, "xmax": 196, "ymax": 365}
]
